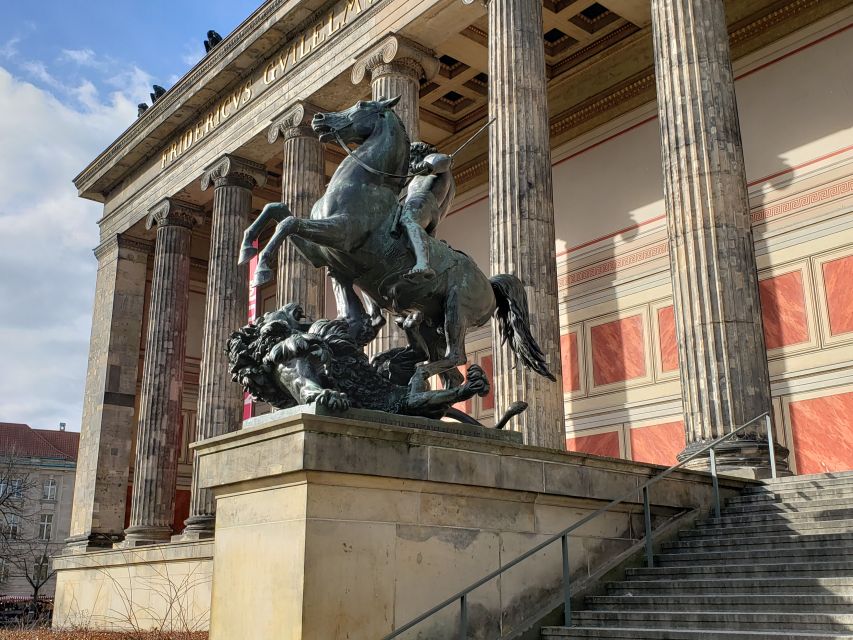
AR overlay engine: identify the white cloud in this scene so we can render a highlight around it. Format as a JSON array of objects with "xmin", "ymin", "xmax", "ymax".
[
  {"xmin": 180, "ymin": 39, "xmax": 205, "ymax": 68},
  {"xmin": 0, "ymin": 63, "xmax": 150, "ymax": 430},
  {"xmin": 0, "ymin": 37, "xmax": 20, "ymax": 60},
  {"xmin": 60, "ymin": 48, "xmax": 97, "ymax": 66}
]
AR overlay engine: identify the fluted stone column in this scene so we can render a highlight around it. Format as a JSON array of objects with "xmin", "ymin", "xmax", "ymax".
[
  {"xmin": 268, "ymin": 102, "xmax": 326, "ymax": 319},
  {"xmin": 183, "ymin": 155, "xmax": 267, "ymax": 538},
  {"xmin": 124, "ymin": 198, "xmax": 201, "ymax": 546},
  {"xmin": 650, "ymin": 0, "xmax": 785, "ymax": 476},
  {"xmin": 353, "ymin": 34, "xmax": 439, "ymax": 353},
  {"xmin": 66, "ymin": 234, "xmax": 151, "ymax": 552},
  {"xmin": 488, "ymin": 0, "xmax": 565, "ymax": 449}
]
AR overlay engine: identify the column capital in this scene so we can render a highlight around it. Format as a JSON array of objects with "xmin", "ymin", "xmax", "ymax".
[
  {"xmin": 267, "ymin": 101, "xmax": 321, "ymax": 145},
  {"xmin": 145, "ymin": 198, "xmax": 205, "ymax": 231},
  {"xmin": 201, "ymin": 154, "xmax": 268, "ymax": 191},
  {"xmin": 351, "ymin": 34, "xmax": 440, "ymax": 86}
]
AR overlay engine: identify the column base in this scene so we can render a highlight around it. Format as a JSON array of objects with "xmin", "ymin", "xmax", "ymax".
[
  {"xmin": 64, "ymin": 532, "xmax": 123, "ymax": 554},
  {"xmin": 174, "ymin": 515, "xmax": 216, "ymax": 542},
  {"xmin": 119, "ymin": 525, "xmax": 173, "ymax": 547},
  {"xmin": 679, "ymin": 437, "xmax": 790, "ymax": 479}
]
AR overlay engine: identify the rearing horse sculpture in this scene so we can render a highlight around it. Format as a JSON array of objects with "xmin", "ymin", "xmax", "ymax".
[{"xmin": 239, "ymin": 97, "xmax": 555, "ymax": 387}]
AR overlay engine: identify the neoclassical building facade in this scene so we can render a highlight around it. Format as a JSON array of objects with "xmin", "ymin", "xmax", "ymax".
[{"xmin": 66, "ymin": 0, "xmax": 853, "ymax": 556}]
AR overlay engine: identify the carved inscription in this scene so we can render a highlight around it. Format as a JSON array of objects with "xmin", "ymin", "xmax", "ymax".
[{"xmin": 160, "ymin": 0, "xmax": 376, "ymax": 170}]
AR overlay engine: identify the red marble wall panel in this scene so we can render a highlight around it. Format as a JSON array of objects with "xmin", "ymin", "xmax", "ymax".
[
  {"xmin": 480, "ymin": 354, "xmax": 495, "ymax": 411},
  {"xmin": 789, "ymin": 391, "xmax": 853, "ymax": 474},
  {"xmin": 566, "ymin": 431, "xmax": 620, "ymax": 458},
  {"xmin": 590, "ymin": 315, "xmax": 646, "ymax": 386},
  {"xmin": 823, "ymin": 255, "xmax": 853, "ymax": 335},
  {"xmin": 560, "ymin": 332, "xmax": 581, "ymax": 392},
  {"xmin": 630, "ymin": 421, "xmax": 684, "ymax": 467},
  {"xmin": 657, "ymin": 306, "xmax": 678, "ymax": 372},
  {"xmin": 759, "ymin": 271, "xmax": 809, "ymax": 349},
  {"xmin": 453, "ymin": 364, "xmax": 471, "ymax": 414},
  {"xmin": 173, "ymin": 489, "xmax": 191, "ymax": 534}
]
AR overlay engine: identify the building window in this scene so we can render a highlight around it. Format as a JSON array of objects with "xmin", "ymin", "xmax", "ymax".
[
  {"xmin": 3, "ymin": 478, "xmax": 24, "ymax": 500},
  {"xmin": 0, "ymin": 560, "xmax": 8, "ymax": 583},
  {"xmin": 38, "ymin": 514, "xmax": 53, "ymax": 541},
  {"xmin": 34, "ymin": 556, "xmax": 49, "ymax": 583},
  {"xmin": 42, "ymin": 479, "xmax": 57, "ymax": 501},
  {"xmin": 6, "ymin": 514, "xmax": 20, "ymax": 539}
]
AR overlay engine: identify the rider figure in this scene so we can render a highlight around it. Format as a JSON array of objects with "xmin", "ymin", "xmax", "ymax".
[{"xmin": 399, "ymin": 142, "xmax": 456, "ymax": 282}]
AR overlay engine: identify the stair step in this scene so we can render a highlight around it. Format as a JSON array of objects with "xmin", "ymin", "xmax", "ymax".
[
  {"xmin": 756, "ymin": 471, "xmax": 853, "ymax": 488},
  {"xmin": 705, "ymin": 509, "xmax": 853, "ymax": 527},
  {"xmin": 571, "ymin": 611, "xmax": 853, "ymax": 632},
  {"xmin": 657, "ymin": 545, "xmax": 853, "ymax": 565},
  {"xmin": 744, "ymin": 475, "xmax": 853, "ymax": 495},
  {"xmin": 679, "ymin": 519, "xmax": 853, "ymax": 538},
  {"xmin": 627, "ymin": 560, "xmax": 853, "ymax": 579},
  {"xmin": 606, "ymin": 577, "xmax": 853, "ymax": 595},
  {"xmin": 724, "ymin": 498, "xmax": 853, "ymax": 514},
  {"xmin": 542, "ymin": 626, "xmax": 853, "ymax": 639},
  {"xmin": 665, "ymin": 532, "xmax": 853, "ymax": 551},
  {"xmin": 585, "ymin": 594, "xmax": 853, "ymax": 613},
  {"xmin": 729, "ymin": 487, "xmax": 853, "ymax": 505}
]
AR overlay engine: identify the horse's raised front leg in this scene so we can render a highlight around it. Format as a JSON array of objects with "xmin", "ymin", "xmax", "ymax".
[
  {"xmin": 239, "ymin": 202, "xmax": 292, "ymax": 265},
  {"xmin": 255, "ymin": 215, "xmax": 358, "ymax": 287}
]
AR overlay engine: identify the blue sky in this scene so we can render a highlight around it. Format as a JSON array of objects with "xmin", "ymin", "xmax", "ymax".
[{"xmin": 0, "ymin": 2, "xmax": 261, "ymax": 431}]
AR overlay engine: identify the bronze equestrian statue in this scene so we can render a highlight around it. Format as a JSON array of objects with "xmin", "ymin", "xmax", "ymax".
[{"xmin": 235, "ymin": 97, "xmax": 554, "ymax": 425}]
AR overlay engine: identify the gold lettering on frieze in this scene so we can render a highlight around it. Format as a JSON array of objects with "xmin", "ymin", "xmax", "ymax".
[{"xmin": 160, "ymin": 0, "xmax": 376, "ymax": 170}]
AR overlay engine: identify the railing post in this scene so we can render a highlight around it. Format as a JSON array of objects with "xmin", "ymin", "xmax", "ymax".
[
  {"xmin": 561, "ymin": 534, "xmax": 571, "ymax": 626},
  {"xmin": 459, "ymin": 594, "xmax": 468, "ymax": 640},
  {"xmin": 709, "ymin": 447, "xmax": 721, "ymax": 520},
  {"xmin": 765, "ymin": 413, "xmax": 778, "ymax": 479},
  {"xmin": 642, "ymin": 486, "xmax": 654, "ymax": 568}
]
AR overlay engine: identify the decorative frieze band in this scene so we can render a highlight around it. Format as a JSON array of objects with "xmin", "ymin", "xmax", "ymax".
[
  {"xmin": 559, "ymin": 173, "xmax": 853, "ymax": 288},
  {"xmin": 351, "ymin": 34, "xmax": 440, "ymax": 85},
  {"xmin": 201, "ymin": 154, "xmax": 268, "ymax": 191},
  {"xmin": 752, "ymin": 177, "xmax": 853, "ymax": 224},
  {"xmin": 145, "ymin": 198, "xmax": 205, "ymax": 230},
  {"xmin": 268, "ymin": 101, "xmax": 321, "ymax": 144}
]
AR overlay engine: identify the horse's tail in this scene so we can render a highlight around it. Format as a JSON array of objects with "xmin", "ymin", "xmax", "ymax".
[{"xmin": 490, "ymin": 274, "xmax": 557, "ymax": 382}]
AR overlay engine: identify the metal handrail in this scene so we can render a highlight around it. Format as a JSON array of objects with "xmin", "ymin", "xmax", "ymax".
[{"xmin": 384, "ymin": 412, "xmax": 778, "ymax": 639}]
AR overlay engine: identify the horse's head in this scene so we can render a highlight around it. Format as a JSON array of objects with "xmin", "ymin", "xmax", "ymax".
[{"xmin": 312, "ymin": 96, "xmax": 402, "ymax": 145}]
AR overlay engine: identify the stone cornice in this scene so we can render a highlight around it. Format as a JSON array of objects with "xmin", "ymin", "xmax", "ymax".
[
  {"xmin": 200, "ymin": 155, "xmax": 268, "ymax": 191},
  {"xmin": 268, "ymin": 101, "xmax": 322, "ymax": 144},
  {"xmin": 146, "ymin": 198, "xmax": 206, "ymax": 230},
  {"xmin": 351, "ymin": 33, "xmax": 440, "ymax": 85},
  {"xmin": 74, "ymin": 0, "xmax": 382, "ymax": 201},
  {"xmin": 93, "ymin": 234, "xmax": 154, "ymax": 261}
]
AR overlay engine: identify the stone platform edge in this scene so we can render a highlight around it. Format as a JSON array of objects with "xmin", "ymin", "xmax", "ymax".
[{"xmin": 193, "ymin": 408, "xmax": 756, "ymax": 500}]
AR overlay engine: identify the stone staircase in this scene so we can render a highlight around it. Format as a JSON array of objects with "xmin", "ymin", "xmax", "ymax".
[{"xmin": 542, "ymin": 471, "xmax": 853, "ymax": 639}]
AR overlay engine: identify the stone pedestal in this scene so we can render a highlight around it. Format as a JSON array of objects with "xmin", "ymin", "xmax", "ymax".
[
  {"xmin": 183, "ymin": 155, "xmax": 267, "ymax": 539},
  {"xmin": 194, "ymin": 408, "xmax": 749, "ymax": 640},
  {"xmin": 268, "ymin": 103, "xmax": 326, "ymax": 319},
  {"xmin": 488, "ymin": 0, "xmax": 565, "ymax": 449},
  {"xmin": 124, "ymin": 199, "xmax": 202, "ymax": 546},
  {"xmin": 353, "ymin": 34, "xmax": 439, "ymax": 354},
  {"xmin": 67, "ymin": 234, "xmax": 151, "ymax": 551},
  {"xmin": 649, "ymin": 0, "xmax": 787, "ymax": 475}
]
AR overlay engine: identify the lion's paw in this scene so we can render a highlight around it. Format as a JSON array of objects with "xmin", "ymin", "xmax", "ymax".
[
  {"xmin": 464, "ymin": 364, "xmax": 490, "ymax": 398},
  {"xmin": 314, "ymin": 389, "xmax": 350, "ymax": 412}
]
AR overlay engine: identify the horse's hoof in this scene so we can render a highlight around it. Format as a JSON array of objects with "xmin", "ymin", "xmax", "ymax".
[
  {"xmin": 238, "ymin": 245, "xmax": 257, "ymax": 265},
  {"xmin": 252, "ymin": 266, "xmax": 273, "ymax": 287}
]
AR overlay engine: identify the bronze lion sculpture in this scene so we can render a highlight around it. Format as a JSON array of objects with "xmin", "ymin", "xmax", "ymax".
[{"xmin": 228, "ymin": 303, "xmax": 526, "ymax": 427}]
